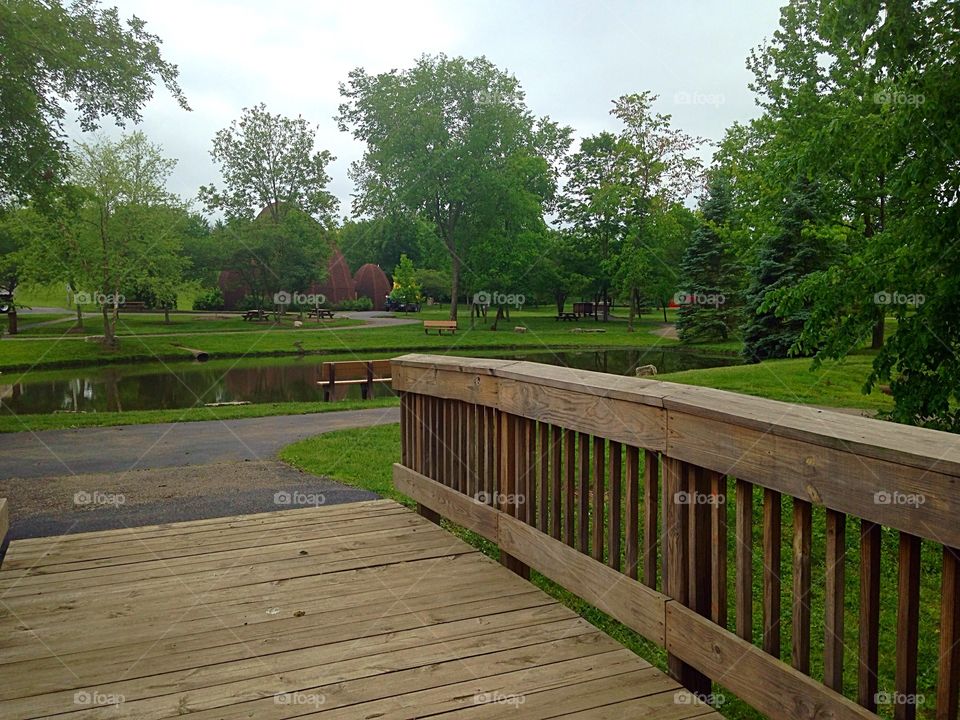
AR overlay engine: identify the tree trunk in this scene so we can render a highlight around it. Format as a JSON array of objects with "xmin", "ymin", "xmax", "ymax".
[
  {"xmin": 449, "ymin": 254, "xmax": 460, "ymax": 321},
  {"xmin": 7, "ymin": 309, "xmax": 17, "ymax": 336},
  {"xmin": 661, "ymin": 301, "xmax": 668, "ymax": 323},
  {"xmin": 101, "ymin": 302, "xmax": 116, "ymax": 349},
  {"xmin": 555, "ymin": 292, "xmax": 566, "ymax": 315},
  {"xmin": 75, "ymin": 303, "xmax": 83, "ymax": 329},
  {"xmin": 872, "ymin": 312, "xmax": 885, "ymax": 349},
  {"xmin": 627, "ymin": 288, "xmax": 636, "ymax": 332},
  {"xmin": 164, "ymin": 305, "xmax": 171, "ymax": 324},
  {"xmin": 491, "ymin": 305, "xmax": 504, "ymax": 331}
]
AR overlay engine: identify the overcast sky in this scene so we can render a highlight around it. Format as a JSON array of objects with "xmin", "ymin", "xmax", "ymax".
[{"xmin": 78, "ymin": 0, "xmax": 786, "ymax": 218}]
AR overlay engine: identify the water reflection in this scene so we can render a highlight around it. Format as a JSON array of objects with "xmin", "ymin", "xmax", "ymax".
[{"xmin": 2, "ymin": 348, "xmax": 738, "ymax": 415}]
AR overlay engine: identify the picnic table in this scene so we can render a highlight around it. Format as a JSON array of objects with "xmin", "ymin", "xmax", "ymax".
[
  {"xmin": 556, "ymin": 312, "xmax": 578, "ymax": 321},
  {"xmin": 241, "ymin": 309, "xmax": 268, "ymax": 321},
  {"xmin": 309, "ymin": 308, "xmax": 335, "ymax": 319}
]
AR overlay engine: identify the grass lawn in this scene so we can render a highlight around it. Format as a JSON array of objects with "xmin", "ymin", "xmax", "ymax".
[
  {"xmin": 280, "ymin": 423, "xmax": 940, "ymax": 720},
  {"xmin": 658, "ymin": 353, "xmax": 891, "ymax": 412},
  {"xmin": 0, "ymin": 308, "xmax": 694, "ymax": 372},
  {"xmin": 10, "ymin": 312, "xmax": 359, "ymax": 336},
  {"xmin": 0, "ymin": 397, "xmax": 399, "ymax": 433}
]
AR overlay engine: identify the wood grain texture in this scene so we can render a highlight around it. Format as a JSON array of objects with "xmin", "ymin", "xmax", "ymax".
[
  {"xmin": 938, "ymin": 547, "xmax": 960, "ymax": 720},
  {"xmin": 791, "ymin": 498, "xmax": 812, "ymax": 674},
  {"xmin": 895, "ymin": 532, "xmax": 921, "ymax": 720},
  {"xmin": 710, "ymin": 471, "xmax": 727, "ymax": 629},
  {"xmin": 735, "ymin": 479, "xmax": 753, "ymax": 643},
  {"xmin": 823, "ymin": 509, "xmax": 846, "ymax": 691},
  {"xmin": 644, "ymin": 449, "xmax": 659, "ymax": 589},
  {"xmin": 763, "ymin": 489, "xmax": 782, "ymax": 659},
  {"xmin": 626, "ymin": 446, "xmax": 640, "ymax": 581},
  {"xmin": 608, "ymin": 441, "xmax": 622, "ymax": 572},
  {"xmin": 859, "ymin": 519, "xmax": 882, "ymax": 711}
]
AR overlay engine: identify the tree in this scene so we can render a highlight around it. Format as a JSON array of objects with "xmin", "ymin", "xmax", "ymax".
[
  {"xmin": 561, "ymin": 93, "xmax": 703, "ymax": 327},
  {"xmin": 388, "ymin": 254, "xmax": 422, "ymax": 306},
  {"xmin": 23, "ymin": 132, "xmax": 187, "ymax": 347},
  {"xmin": 338, "ymin": 214, "xmax": 444, "ymax": 274},
  {"xmin": 677, "ymin": 173, "xmax": 742, "ymax": 342},
  {"xmin": 337, "ymin": 54, "xmax": 571, "ymax": 320},
  {"xmin": 742, "ymin": 178, "xmax": 834, "ymax": 362},
  {"xmin": 199, "ymin": 103, "xmax": 338, "ymax": 224},
  {"xmin": 0, "ymin": 0, "xmax": 188, "ymax": 203},
  {"xmin": 532, "ymin": 230, "xmax": 591, "ymax": 315}
]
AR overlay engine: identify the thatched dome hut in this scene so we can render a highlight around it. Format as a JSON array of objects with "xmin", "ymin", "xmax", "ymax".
[{"xmin": 354, "ymin": 263, "xmax": 391, "ymax": 310}]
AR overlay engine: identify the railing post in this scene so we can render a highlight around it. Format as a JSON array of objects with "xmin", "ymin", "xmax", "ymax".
[
  {"xmin": 663, "ymin": 457, "xmax": 712, "ymax": 697},
  {"xmin": 498, "ymin": 410, "xmax": 529, "ymax": 579}
]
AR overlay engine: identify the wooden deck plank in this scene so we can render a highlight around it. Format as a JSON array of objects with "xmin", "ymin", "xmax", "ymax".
[{"xmin": 0, "ymin": 500, "xmax": 723, "ymax": 720}]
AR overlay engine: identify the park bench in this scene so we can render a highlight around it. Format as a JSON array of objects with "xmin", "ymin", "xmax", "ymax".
[
  {"xmin": 318, "ymin": 359, "xmax": 392, "ymax": 400},
  {"xmin": 308, "ymin": 308, "xmax": 335, "ymax": 319},
  {"xmin": 556, "ymin": 312, "xmax": 577, "ymax": 321},
  {"xmin": 423, "ymin": 320, "xmax": 457, "ymax": 335},
  {"xmin": 120, "ymin": 301, "xmax": 147, "ymax": 312}
]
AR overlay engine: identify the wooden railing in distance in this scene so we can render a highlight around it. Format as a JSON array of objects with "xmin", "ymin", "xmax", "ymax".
[{"xmin": 392, "ymin": 353, "xmax": 960, "ymax": 720}]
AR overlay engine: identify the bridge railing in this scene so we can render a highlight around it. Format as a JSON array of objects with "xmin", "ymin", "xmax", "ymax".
[{"xmin": 392, "ymin": 353, "xmax": 960, "ymax": 720}]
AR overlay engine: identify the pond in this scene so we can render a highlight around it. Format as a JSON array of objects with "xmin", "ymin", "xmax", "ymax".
[{"xmin": 1, "ymin": 348, "xmax": 740, "ymax": 415}]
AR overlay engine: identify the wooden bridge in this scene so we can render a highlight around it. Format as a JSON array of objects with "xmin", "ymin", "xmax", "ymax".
[{"xmin": 0, "ymin": 353, "xmax": 958, "ymax": 719}]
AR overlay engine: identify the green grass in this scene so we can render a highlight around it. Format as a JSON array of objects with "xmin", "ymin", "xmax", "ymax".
[
  {"xmin": 280, "ymin": 423, "xmax": 939, "ymax": 720},
  {"xmin": 0, "ymin": 309, "xmax": 695, "ymax": 372},
  {"xmin": 0, "ymin": 397, "xmax": 399, "ymax": 433},
  {"xmin": 11, "ymin": 312, "xmax": 358, "ymax": 336},
  {"xmin": 659, "ymin": 353, "xmax": 891, "ymax": 412}
]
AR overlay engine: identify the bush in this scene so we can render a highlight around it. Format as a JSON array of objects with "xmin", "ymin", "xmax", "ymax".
[
  {"xmin": 334, "ymin": 297, "xmax": 374, "ymax": 311},
  {"xmin": 192, "ymin": 288, "xmax": 225, "ymax": 311}
]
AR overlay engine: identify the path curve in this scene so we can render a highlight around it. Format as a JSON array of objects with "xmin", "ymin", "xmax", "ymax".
[{"xmin": 0, "ymin": 406, "xmax": 400, "ymax": 479}]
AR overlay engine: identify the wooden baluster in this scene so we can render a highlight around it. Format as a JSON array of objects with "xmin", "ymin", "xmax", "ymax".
[
  {"xmin": 414, "ymin": 393, "xmax": 440, "ymax": 524},
  {"xmin": 689, "ymin": 465, "xmax": 712, "ymax": 621},
  {"xmin": 472, "ymin": 404, "xmax": 482, "ymax": 501},
  {"xmin": 467, "ymin": 403, "xmax": 476, "ymax": 498},
  {"xmin": 824, "ymin": 509, "xmax": 846, "ymax": 691},
  {"xmin": 608, "ymin": 441, "xmax": 622, "ymax": 571},
  {"xmin": 551, "ymin": 425, "xmax": 562, "ymax": 540},
  {"xmin": 564, "ymin": 428, "xmax": 575, "ymax": 546},
  {"xmin": 895, "ymin": 533, "xmax": 921, "ymax": 720},
  {"xmin": 710, "ymin": 470, "xmax": 727, "ymax": 629},
  {"xmin": 792, "ymin": 498, "xmax": 812, "ymax": 674},
  {"xmin": 578, "ymin": 432, "xmax": 590, "ymax": 554},
  {"xmin": 485, "ymin": 406, "xmax": 496, "ymax": 503},
  {"xmin": 526, "ymin": 419, "xmax": 537, "ymax": 526},
  {"xmin": 763, "ymin": 488, "xmax": 782, "ymax": 658},
  {"xmin": 539, "ymin": 422, "xmax": 550, "ymax": 532},
  {"xmin": 400, "ymin": 392, "xmax": 409, "ymax": 467},
  {"xmin": 455, "ymin": 401, "xmax": 465, "ymax": 493},
  {"xmin": 937, "ymin": 546, "xmax": 960, "ymax": 720},
  {"xmin": 644, "ymin": 450, "xmax": 659, "ymax": 589},
  {"xmin": 735, "ymin": 478, "xmax": 753, "ymax": 642},
  {"xmin": 592, "ymin": 436, "xmax": 605, "ymax": 563},
  {"xmin": 626, "ymin": 445, "xmax": 640, "ymax": 581},
  {"xmin": 498, "ymin": 412, "xmax": 529, "ymax": 579},
  {"xmin": 664, "ymin": 457, "xmax": 710, "ymax": 695},
  {"xmin": 442, "ymin": 398, "xmax": 452, "ymax": 486},
  {"xmin": 859, "ymin": 519, "xmax": 882, "ymax": 711}
]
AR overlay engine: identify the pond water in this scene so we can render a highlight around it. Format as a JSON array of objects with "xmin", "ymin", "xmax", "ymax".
[{"xmin": 1, "ymin": 348, "xmax": 740, "ymax": 415}]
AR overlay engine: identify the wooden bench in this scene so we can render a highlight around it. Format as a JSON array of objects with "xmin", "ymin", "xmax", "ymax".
[
  {"xmin": 423, "ymin": 320, "xmax": 457, "ymax": 335},
  {"xmin": 120, "ymin": 301, "xmax": 147, "ymax": 312},
  {"xmin": 556, "ymin": 312, "xmax": 577, "ymax": 321},
  {"xmin": 318, "ymin": 359, "xmax": 392, "ymax": 400}
]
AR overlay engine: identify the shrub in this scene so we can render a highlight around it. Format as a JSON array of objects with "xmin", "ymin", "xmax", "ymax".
[
  {"xmin": 192, "ymin": 288, "xmax": 225, "ymax": 311},
  {"xmin": 334, "ymin": 297, "xmax": 374, "ymax": 311}
]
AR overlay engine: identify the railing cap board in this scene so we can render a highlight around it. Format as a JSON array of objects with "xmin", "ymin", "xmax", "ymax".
[{"xmin": 392, "ymin": 354, "xmax": 960, "ymax": 478}]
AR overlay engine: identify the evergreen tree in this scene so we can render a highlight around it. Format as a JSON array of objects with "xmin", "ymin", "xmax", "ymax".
[
  {"xmin": 676, "ymin": 173, "xmax": 740, "ymax": 342},
  {"xmin": 742, "ymin": 179, "xmax": 830, "ymax": 362}
]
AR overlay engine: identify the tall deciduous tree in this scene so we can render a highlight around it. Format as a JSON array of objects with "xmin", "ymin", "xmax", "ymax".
[
  {"xmin": 0, "ymin": 0, "xmax": 188, "ymax": 203},
  {"xmin": 199, "ymin": 103, "xmax": 338, "ymax": 224},
  {"xmin": 337, "ymin": 54, "xmax": 571, "ymax": 320}
]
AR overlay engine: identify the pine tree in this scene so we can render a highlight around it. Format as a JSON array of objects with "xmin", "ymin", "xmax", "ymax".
[
  {"xmin": 742, "ymin": 178, "xmax": 830, "ymax": 361},
  {"xmin": 676, "ymin": 174, "xmax": 741, "ymax": 343}
]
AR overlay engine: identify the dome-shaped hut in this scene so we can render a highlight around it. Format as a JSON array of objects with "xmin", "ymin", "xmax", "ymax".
[
  {"xmin": 312, "ymin": 247, "xmax": 355, "ymax": 306},
  {"xmin": 354, "ymin": 263, "xmax": 391, "ymax": 310}
]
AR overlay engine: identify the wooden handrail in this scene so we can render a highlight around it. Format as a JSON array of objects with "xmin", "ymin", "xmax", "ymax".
[{"xmin": 392, "ymin": 354, "xmax": 960, "ymax": 720}]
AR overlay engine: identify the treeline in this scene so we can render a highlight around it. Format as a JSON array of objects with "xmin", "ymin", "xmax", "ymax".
[{"xmin": 0, "ymin": 0, "xmax": 957, "ymax": 429}]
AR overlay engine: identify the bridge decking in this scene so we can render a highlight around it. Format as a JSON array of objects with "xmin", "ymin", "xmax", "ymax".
[{"xmin": 0, "ymin": 499, "xmax": 719, "ymax": 719}]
